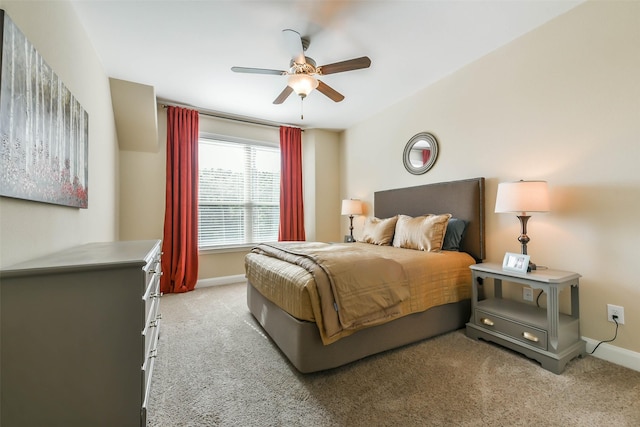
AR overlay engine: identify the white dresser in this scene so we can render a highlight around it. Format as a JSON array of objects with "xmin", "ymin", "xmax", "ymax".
[{"xmin": 0, "ymin": 240, "xmax": 162, "ymax": 427}]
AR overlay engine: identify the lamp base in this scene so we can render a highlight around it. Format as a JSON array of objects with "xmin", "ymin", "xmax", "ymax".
[{"xmin": 517, "ymin": 215, "xmax": 537, "ymax": 272}]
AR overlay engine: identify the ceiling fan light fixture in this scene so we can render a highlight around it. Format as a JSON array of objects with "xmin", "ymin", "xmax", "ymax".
[{"xmin": 287, "ymin": 73, "xmax": 318, "ymax": 98}]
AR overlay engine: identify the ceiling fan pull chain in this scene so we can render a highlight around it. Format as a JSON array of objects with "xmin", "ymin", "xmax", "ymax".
[{"xmin": 300, "ymin": 97, "xmax": 304, "ymax": 120}]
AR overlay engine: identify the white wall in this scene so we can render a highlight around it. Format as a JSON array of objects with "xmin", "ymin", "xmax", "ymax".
[
  {"xmin": 340, "ymin": 1, "xmax": 640, "ymax": 354},
  {"xmin": 303, "ymin": 129, "xmax": 341, "ymax": 242},
  {"xmin": 0, "ymin": 1, "xmax": 119, "ymax": 267}
]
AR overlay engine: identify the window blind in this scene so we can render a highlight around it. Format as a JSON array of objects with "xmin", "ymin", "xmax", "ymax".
[{"xmin": 198, "ymin": 138, "xmax": 280, "ymax": 248}]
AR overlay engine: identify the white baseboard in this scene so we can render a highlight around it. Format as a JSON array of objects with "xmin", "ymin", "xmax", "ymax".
[
  {"xmin": 196, "ymin": 274, "xmax": 246, "ymax": 288},
  {"xmin": 583, "ymin": 336, "xmax": 640, "ymax": 372}
]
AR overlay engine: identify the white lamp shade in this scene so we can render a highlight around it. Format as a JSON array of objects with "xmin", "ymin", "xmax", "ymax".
[
  {"xmin": 287, "ymin": 73, "xmax": 319, "ymax": 97},
  {"xmin": 341, "ymin": 199, "xmax": 363, "ymax": 216},
  {"xmin": 495, "ymin": 181, "xmax": 550, "ymax": 214}
]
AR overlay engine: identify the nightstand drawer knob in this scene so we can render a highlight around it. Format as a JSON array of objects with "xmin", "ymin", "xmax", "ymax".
[
  {"xmin": 481, "ymin": 318, "xmax": 494, "ymax": 326},
  {"xmin": 522, "ymin": 331, "xmax": 540, "ymax": 343}
]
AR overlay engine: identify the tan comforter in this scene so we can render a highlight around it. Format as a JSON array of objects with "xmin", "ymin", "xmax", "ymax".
[{"xmin": 247, "ymin": 242, "xmax": 474, "ymax": 345}]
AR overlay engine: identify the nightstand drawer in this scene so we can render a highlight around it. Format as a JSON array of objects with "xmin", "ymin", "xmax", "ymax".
[{"xmin": 475, "ymin": 309, "xmax": 548, "ymax": 351}]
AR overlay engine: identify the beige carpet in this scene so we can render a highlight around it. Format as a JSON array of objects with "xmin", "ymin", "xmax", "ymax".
[{"xmin": 147, "ymin": 283, "xmax": 640, "ymax": 426}]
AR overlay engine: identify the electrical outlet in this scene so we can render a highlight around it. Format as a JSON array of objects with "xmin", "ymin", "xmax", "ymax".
[
  {"xmin": 522, "ymin": 287, "xmax": 533, "ymax": 302},
  {"xmin": 607, "ymin": 304, "xmax": 625, "ymax": 324}
]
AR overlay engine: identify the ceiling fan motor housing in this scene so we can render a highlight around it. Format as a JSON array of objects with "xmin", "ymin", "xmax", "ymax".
[{"xmin": 289, "ymin": 57, "xmax": 317, "ymax": 75}]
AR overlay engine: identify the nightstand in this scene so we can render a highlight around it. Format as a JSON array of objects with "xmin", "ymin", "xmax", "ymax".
[{"xmin": 465, "ymin": 263, "xmax": 586, "ymax": 374}]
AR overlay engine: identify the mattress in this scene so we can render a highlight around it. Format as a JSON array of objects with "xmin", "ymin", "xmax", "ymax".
[{"xmin": 245, "ymin": 242, "xmax": 474, "ymax": 336}]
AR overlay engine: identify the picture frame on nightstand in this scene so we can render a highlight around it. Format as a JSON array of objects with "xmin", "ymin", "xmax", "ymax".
[{"xmin": 502, "ymin": 252, "xmax": 530, "ymax": 273}]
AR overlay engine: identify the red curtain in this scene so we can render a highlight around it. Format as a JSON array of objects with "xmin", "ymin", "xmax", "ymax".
[
  {"xmin": 422, "ymin": 149, "xmax": 431, "ymax": 164},
  {"xmin": 278, "ymin": 126, "xmax": 306, "ymax": 241},
  {"xmin": 161, "ymin": 106, "xmax": 199, "ymax": 293}
]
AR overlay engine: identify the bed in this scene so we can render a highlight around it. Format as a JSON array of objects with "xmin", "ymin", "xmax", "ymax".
[{"xmin": 245, "ymin": 177, "xmax": 485, "ymax": 373}]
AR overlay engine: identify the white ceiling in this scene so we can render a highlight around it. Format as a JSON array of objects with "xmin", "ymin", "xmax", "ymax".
[{"xmin": 71, "ymin": 0, "xmax": 582, "ymax": 131}]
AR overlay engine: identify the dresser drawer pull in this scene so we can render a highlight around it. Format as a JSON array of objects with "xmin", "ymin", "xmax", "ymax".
[
  {"xmin": 150, "ymin": 293, "xmax": 161, "ymax": 299},
  {"xmin": 522, "ymin": 331, "xmax": 540, "ymax": 343},
  {"xmin": 149, "ymin": 349, "xmax": 158, "ymax": 359},
  {"xmin": 480, "ymin": 318, "xmax": 494, "ymax": 326},
  {"xmin": 149, "ymin": 320, "xmax": 159, "ymax": 328}
]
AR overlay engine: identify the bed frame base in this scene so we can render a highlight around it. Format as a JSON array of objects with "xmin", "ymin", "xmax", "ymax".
[{"xmin": 247, "ymin": 281, "xmax": 470, "ymax": 373}]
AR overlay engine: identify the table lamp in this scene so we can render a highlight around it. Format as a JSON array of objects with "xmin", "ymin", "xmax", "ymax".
[
  {"xmin": 495, "ymin": 180, "xmax": 550, "ymax": 271},
  {"xmin": 341, "ymin": 199, "xmax": 362, "ymax": 243}
]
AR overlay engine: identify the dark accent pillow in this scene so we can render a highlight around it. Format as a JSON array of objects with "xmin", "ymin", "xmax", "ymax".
[{"xmin": 442, "ymin": 218, "xmax": 468, "ymax": 251}]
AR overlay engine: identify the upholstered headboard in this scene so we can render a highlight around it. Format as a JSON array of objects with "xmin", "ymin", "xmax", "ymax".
[{"xmin": 374, "ymin": 177, "xmax": 485, "ymax": 262}]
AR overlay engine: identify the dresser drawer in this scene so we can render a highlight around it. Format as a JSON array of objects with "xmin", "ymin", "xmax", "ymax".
[
  {"xmin": 143, "ymin": 248, "xmax": 161, "ymax": 306},
  {"xmin": 142, "ymin": 316, "xmax": 160, "ymax": 413},
  {"xmin": 143, "ymin": 297, "xmax": 160, "ymax": 359},
  {"xmin": 475, "ymin": 309, "xmax": 548, "ymax": 351},
  {"xmin": 141, "ymin": 343, "xmax": 157, "ymax": 425},
  {"xmin": 143, "ymin": 273, "xmax": 161, "ymax": 327},
  {"xmin": 144, "ymin": 252, "xmax": 162, "ymax": 287}
]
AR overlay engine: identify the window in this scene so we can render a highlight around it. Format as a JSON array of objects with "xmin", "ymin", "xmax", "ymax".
[{"xmin": 198, "ymin": 136, "xmax": 280, "ymax": 249}]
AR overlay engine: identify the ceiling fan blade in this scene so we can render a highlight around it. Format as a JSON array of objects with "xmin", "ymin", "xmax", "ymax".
[
  {"xmin": 231, "ymin": 66, "xmax": 286, "ymax": 75},
  {"xmin": 273, "ymin": 86, "xmax": 294, "ymax": 104},
  {"xmin": 318, "ymin": 56, "xmax": 371, "ymax": 75},
  {"xmin": 316, "ymin": 80, "xmax": 344, "ymax": 102},
  {"xmin": 282, "ymin": 29, "xmax": 306, "ymax": 64}
]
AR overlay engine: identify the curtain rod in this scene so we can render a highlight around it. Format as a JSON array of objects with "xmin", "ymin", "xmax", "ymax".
[{"xmin": 159, "ymin": 101, "xmax": 301, "ymax": 131}]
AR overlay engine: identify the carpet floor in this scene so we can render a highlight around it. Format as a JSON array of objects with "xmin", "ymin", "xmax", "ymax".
[{"xmin": 147, "ymin": 283, "xmax": 640, "ymax": 426}]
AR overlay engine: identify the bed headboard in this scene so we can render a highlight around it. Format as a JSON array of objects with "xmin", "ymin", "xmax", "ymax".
[{"xmin": 374, "ymin": 177, "xmax": 485, "ymax": 262}]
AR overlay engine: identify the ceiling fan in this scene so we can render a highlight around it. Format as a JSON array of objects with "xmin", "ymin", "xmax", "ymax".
[{"xmin": 231, "ymin": 29, "xmax": 371, "ymax": 106}]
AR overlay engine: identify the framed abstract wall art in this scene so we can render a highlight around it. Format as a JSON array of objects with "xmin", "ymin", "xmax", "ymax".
[{"xmin": 0, "ymin": 9, "xmax": 89, "ymax": 208}]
